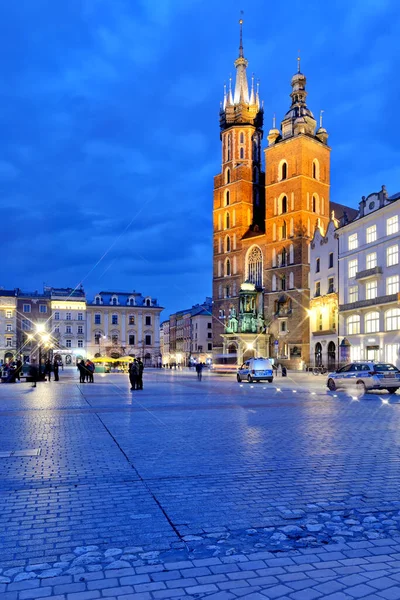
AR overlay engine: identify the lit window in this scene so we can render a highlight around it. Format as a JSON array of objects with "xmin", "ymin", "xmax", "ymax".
[
  {"xmin": 112, "ymin": 314, "xmax": 118, "ymax": 325},
  {"xmin": 386, "ymin": 308, "xmax": 400, "ymax": 331},
  {"xmin": 129, "ymin": 315, "xmax": 135, "ymax": 325},
  {"xmin": 6, "ymin": 323, "xmax": 12, "ymax": 332},
  {"xmin": 387, "ymin": 275, "xmax": 399, "ymax": 295},
  {"xmin": 23, "ymin": 304, "xmax": 31, "ymax": 313},
  {"xmin": 348, "ymin": 286, "xmax": 358, "ymax": 302},
  {"xmin": 387, "ymin": 245, "xmax": 399, "ymax": 267},
  {"xmin": 348, "ymin": 259, "xmax": 358, "ymax": 278},
  {"xmin": 347, "ymin": 315, "xmax": 360, "ymax": 335},
  {"xmin": 366, "ymin": 280, "xmax": 378, "ymax": 300},
  {"xmin": 66, "ymin": 339, "xmax": 72, "ymax": 348},
  {"xmin": 365, "ymin": 312, "xmax": 379, "ymax": 333},
  {"xmin": 348, "ymin": 233, "xmax": 358, "ymax": 250},
  {"xmin": 6, "ymin": 338, "xmax": 12, "ymax": 347},
  {"xmin": 366, "ymin": 252, "xmax": 377, "ymax": 269},
  {"xmin": 366, "ymin": 225, "xmax": 377, "ymax": 243},
  {"xmin": 77, "ymin": 339, "xmax": 83, "ymax": 348},
  {"xmin": 387, "ymin": 215, "xmax": 399, "ymax": 236}
]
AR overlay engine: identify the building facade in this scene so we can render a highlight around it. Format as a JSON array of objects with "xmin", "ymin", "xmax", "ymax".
[
  {"xmin": 50, "ymin": 287, "xmax": 87, "ymax": 365},
  {"xmin": 338, "ymin": 187, "xmax": 400, "ymax": 368},
  {"xmin": 86, "ymin": 291, "xmax": 163, "ymax": 366},
  {"xmin": 0, "ymin": 290, "xmax": 17, "ymax": 364},
  {"xmin": 212, "ymin": 22, "xmax": 353, "ymax": 368},
  {"xmin": 309, "ymin": 217, "xmax": 340, "ymax": 369},
  {"xmin": 16, "ymin": 290, "xmax": 52, "ymax": 364},
  {"xmin": 161, "ymin": 299, "xmax": 212, "ymax": 366}
]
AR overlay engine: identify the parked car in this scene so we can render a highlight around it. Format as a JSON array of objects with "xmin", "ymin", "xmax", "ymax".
[
  {"xmin": 237, "ymin": 358, "xmax": 274, "ymax": 383},
  {"xmin": 327, "ymin": 362, "xmax": 400, "ymax": 394}
]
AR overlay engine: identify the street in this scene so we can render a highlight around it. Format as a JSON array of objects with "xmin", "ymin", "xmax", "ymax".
[{"xmin": 1, "ymin": 369, "xmax": 400, "ymax": 599}]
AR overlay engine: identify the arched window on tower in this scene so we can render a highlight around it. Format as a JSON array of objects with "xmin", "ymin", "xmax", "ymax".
[
  {"xmin": 225, "ymin": 258, "xmax": 231, "ymax": 276},
  {"xmin": 281, "ymin": 221, "xmax": 287, "ymax": 239},
  {"xmin": 289, "ymin": 272, "xmax": 294, "ymax": 289},
  {"xmin": 226, "ymin": 236, "xmax": 231, "ymax": 252},
  {"xmin": 246, "ymin": 246, "xmax": 263, "ymax": 288},
  {"xmin": 281, "ymin": 247, "xmax": 287, "ymax": 266},
  {"xmin": 225, "ymin": 190, "xmax": 230, "ymax": 206},
  {"xmin": 282, "ymin": 195, "xmax": 287, "ymax": 213},
  {"xmin": 272, "ymin": 248, "xmax": 276, "ymax": 267},
  {"xmin": 289, "ymin": 244, "xmax": 294, "ymax": 264},
  {"xmin": 227, "ymin": 134, "xmax": 232, "ymax": 161},
  {"xmin": 225, "ymin": 168, "xmax": 230, "ymax": 184},
  {"xmin": 240, "ymin": 131, "xmax": 244, "ymax": 144},
  {"xmin": 290, "ymin": 218, "xmax": 294, "ymax": 237},
  {"xmin": 281, "ymin": 275, "xmax": 286, "ymax": 291},
  {"xmin": 312, "ymin": 195, "xmax": 316, "ymax": 212},
  {"xmin": 272, "ymin": 274, "xmax": 277, "ymax": 291},
  {"xmin": 240, "ymin": 147, "xmax": 244, "ymax": 159},
  {"xmin": 253, "ymin": 137, "xmax": 258, "ymax": 161},
  {"xmin": 225, "ymin": 212, "xmax": 230, "ymax": 229},
  {"xmin": 312, "ymin": 159, "xmax": 319, "ymax": 180},
  {"xmin": 282, "ymin": 162, "xmax": 287, "ymax": 180}
]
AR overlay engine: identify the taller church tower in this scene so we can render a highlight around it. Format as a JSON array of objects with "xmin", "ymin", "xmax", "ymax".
[
  {"xmin": 263, "ymin": 59, "xmax": 330, "ymax": 364},
  {"xmin": 212, "ymin": 20, "xmax": 267, "ymax": 364}
]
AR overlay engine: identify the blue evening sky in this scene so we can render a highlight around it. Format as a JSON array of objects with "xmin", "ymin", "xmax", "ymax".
[{"xmin": 0, "ymin": 0, "xmax": 398, "ymax": 318}]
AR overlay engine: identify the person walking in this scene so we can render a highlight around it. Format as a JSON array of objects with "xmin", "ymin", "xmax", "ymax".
[
  {"xmin": 45, "ymin": 359, "xmax": 52, "ymax": 382},
  {"xmin": 129, "ymin": 360, "xmax": 138, "ymax": 391},
  {"xmin": 195, "ymin": 362, "xmax": 203, "ymax": 381},
  {"xmin": 53, "ymin": 360, "xmax": 59, "ymax": 382},
  {"xmin": 86, "ymin": 360, "xmax": 95, "ymax": 383},
  {"xmin": 16, "ymin": 358, "xmax": 22, "ymax": 381},
  {"xmin": 137, "ymin": 358, "xmax": 144, "ymax": 390},
  {"xmin": 29, "ymin": 361, "xmax": 38, "ymax": 388},
  {"xmin": 78, "ymin": 359, "xmax": 86, "ymax": 383}
]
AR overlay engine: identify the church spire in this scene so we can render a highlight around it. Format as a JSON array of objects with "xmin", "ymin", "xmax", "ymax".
[
  {"xmin": 233, "ymin": 17, "xmax": 249, "ymax": 104},
  {"xmin": 280, "ymin": 57, "xmax": 318, "ymax": 140}
]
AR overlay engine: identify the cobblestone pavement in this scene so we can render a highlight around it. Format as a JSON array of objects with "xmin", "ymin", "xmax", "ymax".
[{"xmin": 1, "ymin": 368, "xmax": 400, "ymax": 599}]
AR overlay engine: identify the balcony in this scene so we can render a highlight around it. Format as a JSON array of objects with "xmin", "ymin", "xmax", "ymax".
[
  {"xmin": 339, "ymin": 293, "xmax": 397, "ymax": 312},
  {"xmin": 355, "ymin": 266, "xmax": 383, "ymax": 281}
]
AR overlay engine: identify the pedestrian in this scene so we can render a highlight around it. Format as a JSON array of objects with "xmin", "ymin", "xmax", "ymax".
[
  {"xmin": 195, "ymin": 362, "xmax": 203, "ymax": 381},
  {"xmin": 45, "ymin": 359, "xmax": 52, "ymax": 382},
  {"xmin": 129, "ymin": 360, "xmax": 138, "ymax": 391},
  {"xmin": 29, "ymin": 361, "xmax": 38, "ymax": 388},
  {"xmin": 86, "ymin": 360, "xmax": 95, "ymax": 383},
  {"xmin": 78, "ymin": 359, "xmax": 86, "ymax": 383},
  {"xmin": 53, "ymin": 360, "xmax": 59, "ymax": 382},
  {"xmin": 16, "ymin": 358, "xmax": 22, "ymax": 381},
  {"xmin": 137, "ymin": 358, "xmax": 144, "ymax": 390}
]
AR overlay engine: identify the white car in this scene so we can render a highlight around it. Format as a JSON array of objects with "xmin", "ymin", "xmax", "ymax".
[
  {"xmin": 237, "ymin": 358, "xmax": 274, "ymax": 383},
  {"xmin": 327, "ymin": 362, "xmax": 400, "ymax": 394}
]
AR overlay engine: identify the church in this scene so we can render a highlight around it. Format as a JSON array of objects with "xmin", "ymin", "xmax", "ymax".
[{"xmin": 212, "ymin": 20, "xmax": 353, "ymax": 369}]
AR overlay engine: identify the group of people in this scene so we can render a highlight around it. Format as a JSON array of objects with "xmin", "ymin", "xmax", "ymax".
[
  {"xmin": 1, "ymin": 359, "xmax": 23, "ymax": 383},
  {"xmin": 77, "ymin": 360, "xmax": 95, "ymax": 383},
  {"xmin": 128, "ymin": 358, "xmax": 144, "ymax": 390}
]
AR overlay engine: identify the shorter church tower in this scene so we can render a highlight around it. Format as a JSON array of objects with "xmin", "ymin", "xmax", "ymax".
[
  {"xmin": 212, "ymin": 20, "xmax": 266, "ymax": 365},
  {"xmin": 263, "ymin": 59, "xmax": 331, "ymax": 365}
]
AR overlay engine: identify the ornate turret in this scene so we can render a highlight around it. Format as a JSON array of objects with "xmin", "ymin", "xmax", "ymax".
[
  {"xmin": 220, "ymin": 19, "xmax": 263, "ymax": 131},
  {"xmin": 280, "ymin": 57, "xmax": 318, "ymax": 140}
]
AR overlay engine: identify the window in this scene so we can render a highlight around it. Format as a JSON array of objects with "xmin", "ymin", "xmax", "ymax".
[
  {"xmin": 366, "ymin": 252, "xmax": 377, "ymax": 270},
  {"xmin": 387, "ymin": 215, "xmax": 399, "ymax": 235},
  {"xmin": 77, "ymin": 339, "xmax": 83, "ymax": 348},
  {"xmin": 366, "ymin": 280, "xmax": 378, "ymax": 300},
  {"xmin": 66, "ymin": 325, "xmax": 72, "ymax": 334},
  {"xmin": 145, "ymin": 334, "xmax": 152, "ymax": 345},
  {"xmin": 22, "ymin": 319, "xmax": 30, "ymax": 331},
  {"xmin": 365, "ymin": 312, "xmax": 380, "ymax": 333},
  {"xmin": 94, "ymin": 314, "xmax": 101, "ymax": 325},
  {"xmin": 54, "ymin": 325, "xmax": 60, "ymax": 334},
  {"xmin": 225, "ymin": 212, "xmax": 230, "ymax": 229},
  {"xmin": 208, "ymin": 343, "xmax": 212, "ymax": 351},
  {"xmin": 348, "ymin": 233, "xmax": 358, "ymax": 250},
  {"xmin": 207, "ymin": 322, "xmax": 212, "ymax": 329},
  {"xmin": 281, "ymin": 195, "xmax": 288, "ymax": 214},
  {"xmin": 225, "ymin": 168, "xmax": 230, "ymax": 184},
  {"xmin": 329, "ymin": 252, "xmax": 333, "ymax": 268},
  {"xmin": 111, "ymin": 297, "xmax": 117, "ymax": 306},
  {"xmin": 312, "ymin": 160, "xmax": 319, "ymax": 180},
  {"xmin": 281, "ymin": 162, "xmax": 287, "ymax": 180},
  {"xmin": 54, "ymin": 312, "xmax": 60, "ymax": 320},
  {"xmin": 95, "ymin": 333, "xmax": 101, "ymax": 344},
  {"xmin": 23, "ymin": 304, "xmax": 31, "ymax": 313},
  {"xmin": 281, "ymin": 221, "xmax": 287, "ymax": 239},
  {"xmin": 225, "ymin": 190, "xmax": 230, "ymax": 206},
  {"xmin": 318, "ymin": 312, "xmax": 323, "ymax": 331},
  {"xmin": 207, "ymin": 332, "xmax": 212, "ymax": 339},
  {"xmin": 348, "ymin": 286, "xmax": 358, "ymax": 302},
  {"xmin": 6, "ymin": 338, "xmax": 12, "ymax": 347},
  {"xmin": 315, "ymin": 282, "xmax": 321, "ymax": 297},
  {"xmin": 387, "ymin": 275, "xmax": 399, "ymax": 295},
  {"xmin": 347, "ymin": 315, "xmax": 360, "ymax": 335},
  {"xmin": 316, "ymin": 258, "xmax": 320, "ymax": 273},
  {"xmin": 280, "ymin": 320, "xmax": 287, "ymax": 333},
  {"xmin": 66, "ymin": 312, "xmax": 71, "ymax": 321},
  {"xmin": 78, "ymin": 325, "xmax": 83, "ymax": 334},
  {"xmin": 312, "ymin": 195, "xmax": 317, "ymax": 213},
  {"xmin": 387, "ymin": 245, "xmax": 399, "ymax": 267},
  {"xmin": 145, "ymin": 316, "xmax": 152, "ymax": 326},
  {"xmin": 78, "ymin": 313, "xmax": 83, "ymax": 321},
  {"xmin": 6, "ymin": 323, "xmax": 12, "ymax": 332},
  {"xmin": 225, "ymin": 258, "xmax": 231, "ymax": 276},
  {"xmin": 366, "ymin": 225, "xmax": 377, "ymax": 243},
  {"xmin": 289, "ymin": 272, "xmax": 294, "ymax": 289},
  {"xmin": 281, "ymin": 276, "xmax": 286, "ymax": 291},
  {"xmin": 226, "ymin": 236, "xmax": 231, "ymax": 252},
  {"xmin": 128, "ymin": 315, "xmax": 135, "ymax": 325},
  {"xmin": 39, "ymin": 305, "xmax": 47, "ymax": 313},
  {"xmin": 240, "ymin": 131, "xmax": 244, "ymax": 144},
  {"xmin": 227, "ymin": 133, "xmax": 231, "ymax": 160},
  {"xmin": 386, "ymin": 344, "xmax": 400, "ymax": 365},
  {"xmin": 239, "ymin": 147, "xmax": 244, "ymax": 159},
  {"xmin": 112, "ymin": 314, "xmax": 118, "ymax": 325},
  {"xmin": 95, "ymin": 297, "xmax": 101, "ymax": 305},
  {"xmin": 386, "ymin": 308, "xmax": 400, "ymax": 331},
  {"xmin": 146, "ymin": 299, "xmax": 151, "ymax": 307},
  {"xmin": 328, "ymin": 277, "xmax": 334, "ymax": 293},
  {"xmin": 128, "ymin": 298, "xmax": 135, "ymax": 306},
  {"xmin": 66, "ymin": 339, "xmax": 72, "ymax": 348},
  {"xmin": 129, "ymin": 334, "xmax": 135, "ymax": 345},
  {"xmin": 348, "ymin": 259, "xmax": 358, "ymax": 278}
]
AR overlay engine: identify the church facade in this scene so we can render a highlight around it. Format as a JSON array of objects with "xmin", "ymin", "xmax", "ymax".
[{"xmin": 212, "ymin": 22, "xmax": 350, "ymax": 368}]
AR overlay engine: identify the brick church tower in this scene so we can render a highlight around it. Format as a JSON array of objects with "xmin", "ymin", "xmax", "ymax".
[
  {"xmin": 263, "ymin": 59, "xmax": 330, "ymax": 365},
  {"xmin": 212, "ymin": 20, "xmax": 267, "ymax": 364}
]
